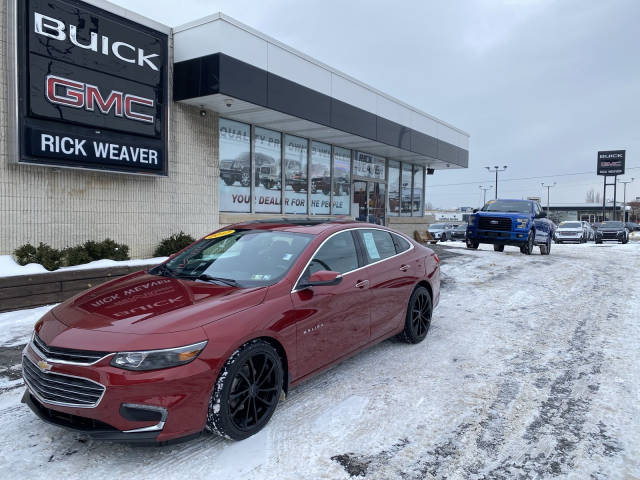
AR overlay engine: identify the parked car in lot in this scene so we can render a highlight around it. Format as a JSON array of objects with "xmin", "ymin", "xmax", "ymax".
[
  {"xmin": 450, "ymin": 224, "xmax": 467, "ymax": 241},
  {"xmin": 625, "ymin": 222, "xmax": 640, "ymax": 233},
  {"xmin": 595, "ymin": 221, "xmax": 629, "ymax": 244},
  {"xmin": 466, "ymin": 199, "xmax": 553, "ymax": 254},
  {"xmin": 21, "ymin": 219, "xmax": 440, "ymax": 443},
  {"xmin": 555, "ymin": 221, "xmax": 587, "ymax": 243},
  {"xmin": 427, "ymin": 223, "xmax": 456, "ymax": 242}
]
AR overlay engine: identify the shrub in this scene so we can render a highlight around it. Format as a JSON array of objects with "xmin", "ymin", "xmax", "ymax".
[
  {"xmin": 153, "ymin": 231, "xmax": 195, "ymax": 257},
  {"xmin": 13, "ymin": 242, "xmax": 63, "ymax": 271},
  {"xmin": 81, "ymin": 238, "xmax": 130, "ymax": 261},
  {"xmin": 63, "ymin": 245, "xmax": 92, "ymax": 266}
]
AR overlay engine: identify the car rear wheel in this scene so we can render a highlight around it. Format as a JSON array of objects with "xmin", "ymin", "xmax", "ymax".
[
  {"xmin": 206, "ymin": 340, "xmax": 283, "ymax": 441},
  {"xmin": 493, "ymin": 244, "xmax": 504, "ymax": 252},
  {"xmin": 399, "ymin": 286, "xmax": 432, "ymax": 344},
  {"xmin": 520, "ymin": 230, "xmax": 534, "ymax": 255}
]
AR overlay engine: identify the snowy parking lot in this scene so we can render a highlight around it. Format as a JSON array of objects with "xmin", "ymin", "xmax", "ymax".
[{"xmin": 0, "ymin": 242, "xmax": 638, "ymax": 479}]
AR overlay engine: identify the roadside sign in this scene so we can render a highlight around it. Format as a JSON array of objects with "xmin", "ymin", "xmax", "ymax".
[{"xmin": 597, "ymin": 150, "xmax": 625, "ymax": 176}]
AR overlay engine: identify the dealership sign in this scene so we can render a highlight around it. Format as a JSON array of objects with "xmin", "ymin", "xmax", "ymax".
[
  {"xmin": 12, "ymin": 0, "xmax": 168, "ymax": 174},
  {"xmin": 597, "ymin": 150, "xmax": 625, "ymax": 176}
]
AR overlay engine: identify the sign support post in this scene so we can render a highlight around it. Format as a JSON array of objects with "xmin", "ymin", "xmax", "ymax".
[{"xmin": 597, "ymin": 150, "xmax": 625, "ymax": 221}]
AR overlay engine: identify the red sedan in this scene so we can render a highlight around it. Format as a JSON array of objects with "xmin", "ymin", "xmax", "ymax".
[{"xmin": 22, "ymin": 219, "xmax": 440, "ymax": 443}]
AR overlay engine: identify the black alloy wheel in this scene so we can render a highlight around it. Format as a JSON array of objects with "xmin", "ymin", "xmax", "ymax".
[
  {"xmin": 207, "ymin": 340, "xmax": 283, "ymax": 440},
  {"xmin": 400, "ymin": 286, "xmax": 432, "ymax": 344},
  {"xmin": 493, "ymin": 244, "xmax": 504, "ymax": 252},
  {"xmin": 520, "ymin": 230, "xmax": 535, "ymax": 255}
]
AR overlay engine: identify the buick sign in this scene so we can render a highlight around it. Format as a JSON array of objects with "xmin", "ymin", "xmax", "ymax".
[
  {"xmin": 14, "ymin": 0, "xmax": 168, "ymax": 175},
  {"xmin": 597, "ymin": 150, "xmax": 625, "ymax": 176}
]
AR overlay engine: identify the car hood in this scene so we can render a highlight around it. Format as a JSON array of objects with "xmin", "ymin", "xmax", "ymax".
[
  {"xmin": 50, "ymin": 271, "xmax": 268, "ymax": 335},
  {"xmin": 598, "ymin": 227, "xmax": 624, "ymax": 232}
]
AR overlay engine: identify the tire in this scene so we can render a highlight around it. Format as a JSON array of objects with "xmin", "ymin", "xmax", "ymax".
[
  {"xmin": 440, "ymin": 233, "xmax": 448, "ymax": 243},
  {"xmin": 240, "ymin": 171, "xmax": 251, "ymax": 187},
  {"xmin": 595, "ymin": 240, "xmax": 602, "ymax": 244},
  {"xmin": 493, "ymin": 244, "xmax": 504, "ymax": 252},
  {"xmin": 540, "ymin": 235, "xmax": 551, "ymax": 255},
  {"xmin": 399, "ymin": 286, "xmax": 432, "ymax": 344},
  {"xmin": 520, "ymin": 230, "xmax": 535, "ymax": 255},
  {"xmin": 223, "ymin": 177, "xmax": 234, "ymax": 186},
  {"xmin": 206, "ymin": 340, "xmax": 283, "ymax": 441},
  {"xmin": 466, "ymin": 238, "xmax": 479, "ymax": 249}
]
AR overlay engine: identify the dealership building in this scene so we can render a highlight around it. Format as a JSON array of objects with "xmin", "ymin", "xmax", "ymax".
[{"xmin": 0, "ymin": 0, "xmax": 469, "ymax": 257}]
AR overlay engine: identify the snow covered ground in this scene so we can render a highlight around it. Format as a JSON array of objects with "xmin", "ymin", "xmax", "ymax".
[{"xmin": 0, "ymin": 242, "xmax": 638, "ymax": 479}]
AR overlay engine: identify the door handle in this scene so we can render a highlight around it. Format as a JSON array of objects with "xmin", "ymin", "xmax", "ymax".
[
  {"xmin": 400, "ymin": 265, "xmax": 410, "ymax": 272},
  {"xmin": 355, "ymin": 280, "xmax": 369, "ymax": 289}
]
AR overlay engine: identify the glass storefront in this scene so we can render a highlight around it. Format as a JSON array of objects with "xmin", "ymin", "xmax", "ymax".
[{"xmin": 218, "ymin": 117, "xmax": 426, "ymax": 218}]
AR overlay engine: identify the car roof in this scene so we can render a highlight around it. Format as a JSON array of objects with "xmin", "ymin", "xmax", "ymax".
[{"xmin": 219, "ymin": 217, "xmax": 372, "ymax": 235}]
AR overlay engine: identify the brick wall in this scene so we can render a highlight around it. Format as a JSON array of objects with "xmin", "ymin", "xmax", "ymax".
[{"xmin": 0, "ymin": 2, "xmax": 221, "ymax": 258}]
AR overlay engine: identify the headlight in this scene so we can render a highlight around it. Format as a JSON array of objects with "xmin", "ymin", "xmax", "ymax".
[
  {"xmin": 110, "ymin": 341, "xmax": 208, "ymax": 371},
  {"xmin": 516, "ymin": 217, "xmax": 528, "ymax": 229}
]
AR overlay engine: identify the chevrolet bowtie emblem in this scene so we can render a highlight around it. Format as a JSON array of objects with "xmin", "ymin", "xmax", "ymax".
[{"xmin": 37, "ymin": 360, "xmax": 52, "ymax": 372}]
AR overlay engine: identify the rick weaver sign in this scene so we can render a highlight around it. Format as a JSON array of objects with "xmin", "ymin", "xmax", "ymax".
[{"xmin": 13, "ymin": 0, "xmax": 168, "ymax": 174}]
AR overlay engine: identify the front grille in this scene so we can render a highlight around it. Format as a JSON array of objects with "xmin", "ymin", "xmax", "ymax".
[
  {"xmin": 601, "ymin": 231, "xmax": 619, "ymax": 239},
  {"xmin": 561, "ymin": 231, "xmax": 580, "ymax": 236},
  {"xmin": 22, "ymin": 356, "xmax": 105, "ymax": 408},
  {"xmin": 33, "ymin": 334, "xmax": 109, "ymax": 364},
  {"xmin": 479, "ymin": 217, "xmax": 512, "ymax": 231}
]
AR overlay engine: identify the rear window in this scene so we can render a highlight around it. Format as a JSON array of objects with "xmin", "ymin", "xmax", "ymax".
[{"xmin": 359, "ymin": 230, "xmax": 397, "ymax": 263}]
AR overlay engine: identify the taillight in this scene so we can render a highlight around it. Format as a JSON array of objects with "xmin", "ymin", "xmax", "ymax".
[{"xmin": 433, "ymin": 254, "xmax": 440, "ymax": 265}]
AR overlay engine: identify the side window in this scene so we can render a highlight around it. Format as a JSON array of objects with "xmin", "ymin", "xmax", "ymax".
[
  {"xmin": 359, "ymin": 229, "xmax": 396, "ymax": 263},
  {"xmin": 535, "ymin": 203, "xmax": 542, "ymax": 216},
  {"xmin": 306, "ymin": 231, "xmax": 358, "ymax": 276},
  {"xmin": 392, "ymin": 233, "xmax": 411, "ymax": 253}
]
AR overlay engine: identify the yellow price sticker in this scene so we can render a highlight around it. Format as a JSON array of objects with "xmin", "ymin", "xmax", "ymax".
[{"xmin": 205, "ymin": 229, "xmax": 235, "ymax": 239}]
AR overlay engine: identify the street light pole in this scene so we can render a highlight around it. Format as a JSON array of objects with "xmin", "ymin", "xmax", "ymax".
[
  {"xmin": 479, "ymin": 185, "xmax": 491, "ymax": 205},
  {"xmin": 618, "ymin": 178, "xmax": 634, "ymax": 222},
  {"xmin": 541, "ymin": 182, "xmax": 556, "ymax": 215},
  {"xmin": 485, "ymin": 166, "xmax": 508, "ymax": 199}
]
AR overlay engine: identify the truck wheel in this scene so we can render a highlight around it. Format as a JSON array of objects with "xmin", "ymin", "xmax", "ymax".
[
  {"xmin": 540, "ymin": 236, "xmax": 551, "ymax": 255},
  {"xmin": 520, "ymin": 231, "xmax": 534, "ymax": 255},
  {"xmin": 466, "ymin": 239, "xmax": 479, "ymax": 249},
  {"xmin": 493, "ymin": 244, "xmax": 504, "ymax": 252},
  {"xmin": 223, "ymin": 178, "xmax": 234, "ymax": 186}
]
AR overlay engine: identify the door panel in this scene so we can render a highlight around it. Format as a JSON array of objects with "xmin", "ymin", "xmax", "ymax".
[
  {"xmin": 292, "ymin": 231, "xmax": 370, "ymax": 377},
  {"xmin": 356, "ymin": 230, "xmax": 418, "ymax": 339}
]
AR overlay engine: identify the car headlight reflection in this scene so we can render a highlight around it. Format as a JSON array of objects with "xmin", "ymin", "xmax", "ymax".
[{"xmin": 110, "ymin": 341, "xmax": 208, "ymax": 371}]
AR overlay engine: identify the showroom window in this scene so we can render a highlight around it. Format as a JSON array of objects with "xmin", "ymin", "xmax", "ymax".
[
  {"xmin": 388, "ymin": 160, "xmax": 400, "ymax": 216},
  {"xmin": 254, "ymin": 127, "xmax": 282, "ymax": 213},
  {"xmin": 219, "ymin": 118, "xmax": 251, "ymax": 212},
  {"xmin": 284, "ymin": 135, "xmax": 308, "ymax": 214},
  {"xmin": 412, "ymin": 165, "xmax": 424, "ymax": 216},
  {"xmin": 400, "ymin": 163, "xmax": 413, "ymax": 216},
  {"xmin": 332, "ymin": 147, "xmax": 351, "ymax": 215},
  {"xmin": 310, "ymin": 141, "xmax": 331, "ymax": 215}
]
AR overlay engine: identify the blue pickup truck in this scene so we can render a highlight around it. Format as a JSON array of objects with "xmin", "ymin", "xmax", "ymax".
[{"xmin": 466, "ymin": 199, "xmax": 554, "ymax": 255}]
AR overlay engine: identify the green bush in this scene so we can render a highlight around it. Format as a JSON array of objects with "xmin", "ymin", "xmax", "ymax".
[
  {"xmin": 63, "ymin": 245, "xmax": 92, "ymax": 266},
  {"xmin": 14, "ymin": 242, "xmax": 63, "ymax": 271},
  {"xmin": 82, "ymin": 238, "xmax": 130, "ymax": 262},
  {"xmin": 153, "ymin": 231, "xmax": 195, "ymax": 257}
]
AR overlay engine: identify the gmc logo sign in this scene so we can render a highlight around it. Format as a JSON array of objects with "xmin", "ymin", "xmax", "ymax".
[{"xmin": 46, "ymin": 75, "xmax": 154, "ymax": 124}]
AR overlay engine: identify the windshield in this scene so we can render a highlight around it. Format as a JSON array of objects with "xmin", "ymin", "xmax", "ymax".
[
  {"xmin": 455, "ymin": 224, "xmax": 466, "ymax": 230},
  {"xmin": 429, "ymin": 224, "xmax": 447, "ymax": 229},
  {"xmin": 599, "ymin": 221, "xmax": 623, "ymax": 228},
  {"xmin": 151, "ymin": 230, "xmax": 312, "ymax": 287},
  {"xmin": 559, "ymin": 222, "xmax": 581, "ymax": 228},
  {"xmin": 481, "ymin": 200, "xmax": 532, "ymax": 214}
]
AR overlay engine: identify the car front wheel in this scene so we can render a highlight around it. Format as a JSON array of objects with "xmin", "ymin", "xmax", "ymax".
[
  {"xmin": 466, "ymin": 238, "xmax": 479, "ymax": 249},
  {"xmin": 206, "ymin": 340, "xmax": 283, "ymax": 441},
  {"xmin": 520, "ymin": 230, "xmax": 535, "ymax": 255},
  {"xmin": 493, "ymin": 244, "xmax": 504, "ymax": 252},
  {"xmin": 399, "ymin": 286, "xmax": 432, "ymax": 344}
]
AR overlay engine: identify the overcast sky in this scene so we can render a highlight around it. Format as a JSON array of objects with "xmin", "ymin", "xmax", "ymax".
[{"xmin": 111, "ymin": 0, "xmax": 640, "ymax": 209}]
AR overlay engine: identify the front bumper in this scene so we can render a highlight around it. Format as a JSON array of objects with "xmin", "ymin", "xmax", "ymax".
[
  {"xmin": 22, "ymin": 342, "xmax": 216, "ymax": 443},
  {"xmin": 555, "ymin": 232, "xmax": 583, "ymax": 241},
  {"xmin": 466, "ymin": 229, "xmax": 529, "ymax": 246}
]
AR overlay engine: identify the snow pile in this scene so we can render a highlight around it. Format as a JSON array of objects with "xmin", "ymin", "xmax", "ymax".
[
  {"xmin": 0, "ymin": 255, "xmax": 167, "ymax": 277},
  {"xmin": 0, "ymin": 305, "xmax": 57, "ymax": 348}
]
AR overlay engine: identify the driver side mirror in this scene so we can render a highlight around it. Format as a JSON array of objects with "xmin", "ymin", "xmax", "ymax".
[
  {"xmin": 536, "ymin": 211, "xmax": 547, "ymax": 218},
  {"xmin": 298, "ymin": 270, "xmax": 342, "ymax": 289},
  {"xmin": 473, "ymin": 208, "xmax": 478, "ymax": 213}
]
